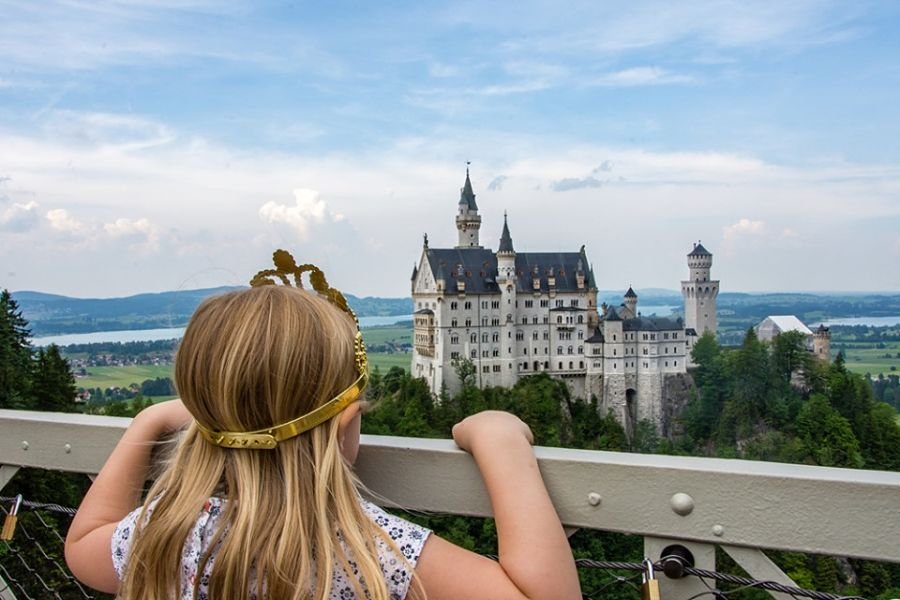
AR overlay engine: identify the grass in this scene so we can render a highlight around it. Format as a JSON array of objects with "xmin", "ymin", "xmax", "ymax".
[
  {"xmin": 368, "ymin": 352, "xmax": 411, "ymax": 373},
  {"xmin": 76, "ymin": 365, "xmax": 173, "ymax": 390},
  {"xmin": 361, "ymin": 325, "xmax": 412, "ymax": 345},
  {"xmin": 837, "ymin": 342, "xmax": 900, "ymax": 376}
]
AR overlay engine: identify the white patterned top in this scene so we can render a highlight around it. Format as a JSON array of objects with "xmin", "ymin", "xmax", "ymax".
[{"xmin": 111, "ymin": 497, "xmax": 431, "ymax": 600}]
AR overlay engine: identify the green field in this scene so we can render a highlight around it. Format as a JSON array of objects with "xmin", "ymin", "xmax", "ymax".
[
  {"xmin": 76, "ymin": 364, "xmax": 174, "ymax": 390},
  {"xmin": 369, "ymin": 352, "xmax": 411, "ymax": 372},
  {"xmin": 837, "ymin": 342, "xmax": 900, "ymax": 376},
  {"xmin": 361, "ymin": 325, "xmax": 412, "ymax": 346}
]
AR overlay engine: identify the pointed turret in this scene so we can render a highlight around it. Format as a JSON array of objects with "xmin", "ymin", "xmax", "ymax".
[
  {"xmin": 498, "ymin": 211, "xmax": 514, "ymax": 254},
  {"xmin": 455, "ymin": 166, "xmax": 482, "ymax": 248},
  {"xmin": 460, "ymin": 167, "xmax": 478, "ymax": 210},
  {"xmin": 623, "ymin": 286, "xmax": 638, "ymax": 318}
]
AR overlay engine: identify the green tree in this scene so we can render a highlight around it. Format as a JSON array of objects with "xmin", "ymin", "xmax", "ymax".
[
  {"xmin": 0, "ymin": 289, "xmax": 34, "ymax": 409},
  {"xmin": 31, "ymin": 344, "xmax": 77, "ymax": 412},
  {"xmin": 796, "ymin": 394, "xmax": 863, "ymax": 468}
]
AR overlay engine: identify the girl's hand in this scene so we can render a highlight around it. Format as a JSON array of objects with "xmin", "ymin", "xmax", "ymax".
[
  {"xmin": 452, "ymin": 410, "xmax": 534, "ymax": 454},
  {"xmin": 133, "ymin": 399, "xmax": 193, "ymax": 437}
]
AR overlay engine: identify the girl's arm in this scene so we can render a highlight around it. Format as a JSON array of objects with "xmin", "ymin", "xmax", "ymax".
[
  {"xmin": 64, "ymin": 400, "xmax": 191, "ymax": 593},
  {"xmin": 411, "ymin": 411, "xmax": 581, "ymax": 600}
]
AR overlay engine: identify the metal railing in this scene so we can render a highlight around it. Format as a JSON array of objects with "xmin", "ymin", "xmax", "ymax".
[{"xmin": 2, "ymin": 409, "xmax": 899, "ymax": 599}]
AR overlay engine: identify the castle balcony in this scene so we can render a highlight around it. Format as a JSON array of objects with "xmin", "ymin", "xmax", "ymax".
[{"xmin": 1, "ymin": 409, "xmax": 899, "ymax": 598}]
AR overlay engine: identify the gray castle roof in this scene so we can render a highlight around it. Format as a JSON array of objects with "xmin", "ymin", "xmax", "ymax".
[
  {"xmin": 459, "ymin": 170, "xmax": 478, "ymax": 210},
  {"xmin": 424, "ymin": 247, "xmax": 596, "ymax": 294},
  {"xmin": 498, "ymin": 214, "xmax": 514, "ymax": 253},
  {"xmin": 586, "ymin": 328, "xmax": 605, "ymax": 343},
  {"xmin": 624, "ymin": 286, "xmax": 637, "ymax": 298},
  {"xmin": 688, "ymin": 242, "xmax": 711, "ymax": 257},
  {"xmin": 622, "ymin": 316, "xmax": 684, "ymax": 332}
]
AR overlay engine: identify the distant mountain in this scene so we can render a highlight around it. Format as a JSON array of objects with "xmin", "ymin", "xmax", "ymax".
[{"xmin": 13, "ymin": 288, "xmax": 412, "ymax": 336}]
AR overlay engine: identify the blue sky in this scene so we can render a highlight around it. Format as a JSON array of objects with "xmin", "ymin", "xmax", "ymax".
[{"xmin": 1, "ymin": 0, "xmax": 899, "ymax": 297}]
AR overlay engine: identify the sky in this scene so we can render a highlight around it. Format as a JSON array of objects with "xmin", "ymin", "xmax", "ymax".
[{"xmin": 1, "ymin": 0, "xmax": 899, "ymax": 298}]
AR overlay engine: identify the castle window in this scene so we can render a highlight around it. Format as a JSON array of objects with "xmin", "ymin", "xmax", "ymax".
[
  {"xmin": 543, "ymin": 316, "xmax": 549, "ymax": 324},
  {"xmin": 569, "ymin": 361, "xmax": 574, "ymax": 369},
  {"xmin": 464, "ymin": 301, "xmax": 472, "ymax": 310},
  {"xmin": 567, "ymin": 346, "xmax": 573, "ymax": 355},
  {"xmin": 557, "ymin": 316, "xmax": 562, "ymax": 324},
  {"xmin": 673, "ymin": 333, "xmax": 678, "ymax": 340},
  {"xmin": 674, "ymin": 360, "xmax": 678, "ymax": 367},
  {"xmin": 532, "ymin": 316, "xmax": 538, "ymax": 324},
  {"xmin": 482, "ymin": 350, "xmax": 489, "ymax": 357},
  {"xmin": 451, "ymin": 319, "xmax": 458, "ymax": 327},
  {"xmin": 522, "ymin": 317, "xmax": 528, "ymax": 324},
  {"xmin": 543, "ymin": 332, "xmax": 549, "ymax": 340},
  {"xmin": 577, "ymin": 331, "xmax": 583, "ymax": 340},
  {"xmin": 523, "ymin": 362, "xmax": 528, "ymax": 370},
  {"xmin": 450, "ymin": 301, "xmax": 458, "ymax": 310},
  {"xmin": 665, "ymin": 361, "xmax": 669, "ymax": 367},
  {"xmin": 516, "ymin": 331, "xmax": 524, "ymax": 341},
  {"xmin": 643, "ymin": 348, "xmax": 648, "ymax": 355},
  {"xmin": 558, "ymin": 362, "xmax": 563, "ymax": 369},
  {"xmin": 493, "ymin": 365, "xmax": 501, "ymax": 372},
  {"xmin": 613, "ymin": 348, "xmax": 617, "ymax": 356},
  {"xmin": 571, "ymin": 299, "xmax": 579, "ymax": 307},
  {"xmin": 579, "ymin": 361, "xmax": 584, "ymax": 369},
  {"xmin": 465, "ymin": 319, "xmax": 472, "ymax": 327},
  {"xmin": 665, "ymin": 347, "xmax": 668, "ymax": 354},
  {"xmin": 492, "ymin": 318, "xmax": 500, "ymax": 326},
  {"xmin": 555, "ymin": 299, "xmax": 564, "ymax": 307},
  {"xmin": 482, "ymin": 317, "xmax": 488, "ymax": 326},
  {"xmin": 577, "ymin": 315, "xmax": 583, "ymax": 324},
  {"xmin": 578, "ymin": 346, "xmax": 583, "ymax": 354},
  {"xmin": 493, "ymin": 348, "xmax": 499, "ymax": 357},
  {"xmin": 533, "ymin": 331, "xmax": 539, "ymax": 340},
  {"xmin": 451, "ymin": 352, "xmax": 459, "ymax": 359},
  {"xmin": 470, "ymin": 333, "xmax": 477, "ymax": 343},
  {"xmin": 470, "ymin": 350, "xmax": 477, "ymax": 358},
  {"xmin": 613, "ymin": 334, "xmax": 617, "ymax": 341},
  {"xmin": 557, "ymin": 346, "xmax": 563, "ymax": 354},
  {"xmin": 481, "ymin": 301, "xmax": 488, "ymax": 309},
  {"xmin": 492, "ymin": 332, "xmax": 499, "ymax": 342},
  {"xmin": 545, "ymin": 361, "xmax": 549, "ymax": 369},
  {"xmin": 643, "ymin": 333, "xmax": 648, "ymax": 340},
  {"xmin": 540, "ymin": 300, "xmax": 549, "ymax": 308},
  {"xmin": 651, "ymin": 334, "xmax": 656, "ymax": 340},
  {"xmin": 492, "ymin": 300, "xmax": 500, "ymax": 309},
  {"xmin": 450, "ymin": 335, "xmax": 459, "ymax": 344},
  {"xmin": 524, "ymin": 300, "xmax": 534, "ymax": 308},
  {"xmin": 664, "ymin": 332, "xmax": 669, "ymax": 339},
  {"xmin": 524, "ymin": 347, "xmax": 528, "ymax": 354},
  {"xmin": 613, "ymin": 363, "xmax": 616, "ymax": 369},
  {"xmin": 483, "ymin": 365, "xmax": 489, "ymax": 373},
  {"xmin": 482, "ymin": 333, "xmax": 489, "ymax": 342}
]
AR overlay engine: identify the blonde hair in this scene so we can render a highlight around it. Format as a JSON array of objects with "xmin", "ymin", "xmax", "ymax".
[{"xmin": 118, "ymin": 286, "xmax": 405, "ymax": 600}]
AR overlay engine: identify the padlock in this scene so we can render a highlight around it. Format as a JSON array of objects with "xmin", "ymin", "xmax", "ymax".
[
  {"xmin": 641, "ymin": 558, "xmax": 661, "ymax": 600},
  {"xmin": 0, "ymin": 495, "xmax": 23, "ymax": 541}
]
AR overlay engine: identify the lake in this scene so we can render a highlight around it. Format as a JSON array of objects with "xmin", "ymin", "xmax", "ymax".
[
  {"xmin": 34, "ymin": 314, "xmax": 414, "ymax": 347},
  {"xmin": 813, "ymin": 316, "xmax": 900, "ymax": 327}
]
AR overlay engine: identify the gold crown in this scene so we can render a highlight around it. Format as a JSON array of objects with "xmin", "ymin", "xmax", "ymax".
[{"xmin": 195, "ymin": 250, "xmax": 368, "ymax": 449}]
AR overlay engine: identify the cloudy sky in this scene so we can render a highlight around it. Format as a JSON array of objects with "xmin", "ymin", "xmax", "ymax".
[{"xmin": 1, "ymin": 0, "xmax": 899, "ymax": 298}]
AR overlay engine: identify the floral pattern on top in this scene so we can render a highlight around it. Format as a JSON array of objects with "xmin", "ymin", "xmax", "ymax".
[{"xmin": 111, "ymin": 497, "xmax": 431, "ymax": 600}]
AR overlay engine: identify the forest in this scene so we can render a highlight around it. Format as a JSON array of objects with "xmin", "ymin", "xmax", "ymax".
[{"xmin": 2, "ymin": 289, "xmax": 900, "ymax": 598}]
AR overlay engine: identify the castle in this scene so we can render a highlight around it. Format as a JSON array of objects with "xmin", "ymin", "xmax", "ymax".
[{"xmin": 411, "ymin": 171, "xmax": 719, "ymax": 434}]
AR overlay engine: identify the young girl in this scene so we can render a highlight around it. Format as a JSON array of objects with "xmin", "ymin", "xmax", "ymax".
[{"xmin": 65, "ymin": 258, "xmax": 581, "ymax": 600}]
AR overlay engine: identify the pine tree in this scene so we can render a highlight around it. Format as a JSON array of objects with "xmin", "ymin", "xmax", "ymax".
[
  {"xmin": 0, "ymin": 289, "xmax": 34, "ymax": 408},
  {"xmin": 31, "ymin": 344, "xmax": 78, "ymax": 412}
]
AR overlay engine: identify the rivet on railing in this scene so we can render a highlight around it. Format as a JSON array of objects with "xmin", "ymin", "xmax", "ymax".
[
  {"xmin": 670, "ymin": 492, "xmax": 694, "ymax": 516},
  {"xmin": 712, "ymin": 524, "xmax": 724, "ymax": 537},
  {"xmin": 21, "ymin": 441, "xmax": 29, "ymax": 451},
  {"xmin": 64, "ymin": 443, "xmax": 72, "ymax": 454},
  {"xmin": 587, "ymin": 492, "xmax": 602, "ymax": 506}
]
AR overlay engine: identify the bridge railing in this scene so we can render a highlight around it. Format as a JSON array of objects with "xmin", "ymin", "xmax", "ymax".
[{"xmin": 2, "ymin": 409, "xmax": 899, "ymax": 599}]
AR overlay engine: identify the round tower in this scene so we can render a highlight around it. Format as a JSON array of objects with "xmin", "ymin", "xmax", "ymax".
[
  {"xmin": 455, "ymin": 167, "xmax": 482, "ymax": 248},
  {"xmin": 813, "ymin": 325, "xmax": 832, "ymax": 362},
  {"xmin": 681, "ymin": 242, "xmax": 719, "ymax": 336}
]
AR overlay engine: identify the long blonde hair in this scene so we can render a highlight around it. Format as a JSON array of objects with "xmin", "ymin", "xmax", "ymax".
[{"xmin": 119, "ymin": 286, "xmax": 400, "ymax": 600}]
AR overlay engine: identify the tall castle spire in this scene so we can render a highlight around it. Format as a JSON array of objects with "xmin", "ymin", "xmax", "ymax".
[
  {"xmin": 455, "ymin": 164, "xmax": 482, "ymax": 248},
  {"xmin": 498, "ymin": 211, "xmax": 514, "ymax": 254}
]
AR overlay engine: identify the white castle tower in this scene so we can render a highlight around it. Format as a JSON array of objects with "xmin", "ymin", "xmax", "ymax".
[
  {"xmin": 681, "ymin": 242, "xmax": 719, "ymax": 336},
  {"xmin": 455, "ymin": 168, "xmax": 482, "ymax": 248},
  {"xmin": 497, "ymin": 213, "xmax": 517, "ymax": 386}
]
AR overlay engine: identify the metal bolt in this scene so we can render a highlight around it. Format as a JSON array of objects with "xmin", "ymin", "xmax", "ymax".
[
  {"xmin": 670, "ymin": 492, "xmax": 694, "ymax": 516},
  {"xmin": 64, "ymin": 443, "xmax": 72, "ymax": 454},
  {"xmin": 21, "ymin": 441, "xmax": 29, "ymax": 451},
  {"xmin": 712, "ymin": 524, "xmax": 724, "ymax": 537},
  {"xmin": 587, "ymin": 492, "xmax": 602, "ymax": 506}
]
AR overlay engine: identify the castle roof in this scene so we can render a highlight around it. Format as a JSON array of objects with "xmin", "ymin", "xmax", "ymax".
[
  {"xmin": 624, "ymin": 286, "xmax": 637, "ymax": 298},
  {"xmin": 622, "ymin": 316, "xmax": 684, "ymax": 332},
  {"xmin": 498, "ymin": 213, "xmax": 514, "ymax": 253},
  {"xmin": 688, "ymin": 242, "xmax": 711, "ymax": 257},
  {"xmin": 603, "ymin": 307, "xmax": 622, "ymax": 321},
  {"xmin": 410, "ymin": 264, "xmax": 418, "ymax": 281},
  {"xmin": 459, "ymin": 170, "xmax": 478, "ymax": 210},
  {"xmin": 586, "ymin": 328, "xmax": 605, "ymax": 343},
  {"xmin": 422, "ymin": 247, "xmax": 596, "ymax": 294}
]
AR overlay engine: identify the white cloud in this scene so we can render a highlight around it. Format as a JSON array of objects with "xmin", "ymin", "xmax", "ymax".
[
  {"xmin": 46, "ymin": 208, "xmax": 85, "ymax": 233},
  {"xmin": 723, "ymin": 218, "xmax": 767, "ymax": 241},
  {"xmin": 104, "ymin": 217, "xmax": 160, "ymax": 252},
  {"xmin": 258, "ymin": 189, "xmax": 330, "ymax": 240},
  {"xmin": 587, "ymin": 67, "xmax": 694, "ymax": 87},
  {"xmin": 0, "ymin": 201, "xmax": 41, "ymax": 232}
]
